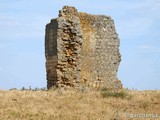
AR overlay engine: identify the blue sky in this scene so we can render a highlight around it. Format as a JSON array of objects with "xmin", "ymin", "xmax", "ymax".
[{"xmin": 0, "ymin": 0, "xmax": 160, "ymax": 90}]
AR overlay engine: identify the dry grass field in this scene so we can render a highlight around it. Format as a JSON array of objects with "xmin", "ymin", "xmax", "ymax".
[{"xmin": 0, "ymin": 89, "xmax": 160, "ymax": 120}]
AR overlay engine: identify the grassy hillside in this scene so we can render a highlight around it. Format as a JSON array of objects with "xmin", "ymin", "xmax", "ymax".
[{"xmin": 0, "ymin": 89, "xmax": 160, "ymax": 120}]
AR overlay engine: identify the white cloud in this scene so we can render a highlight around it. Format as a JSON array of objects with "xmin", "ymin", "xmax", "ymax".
[
  {"xmin": 139, "ymin": 45, "xmax": 153, "ymax": 49},
  {"xmin": 117, "ymin": 17, "xmax": 153, "ymax": 39},
  {"xmin": 0, "ymin": 16, "xmax": 19, "ymax": 26},
  {"xmin": 138, "ymin": 45, "xmax": 160, "ymax": 53},
  {"xmin": 0, "ymin": 15, "xmax": 51, "ymax": 39},
  {"xmin": 0, "ymin": 43, "xmax": 8, "ymax": 48},
  {"xmin": 106, "ymin": 0, "xmax": 160, "ymax": 40},
  {"xmin": 25, "ymin": 16, "xmax": 51, "ymax": 32}
]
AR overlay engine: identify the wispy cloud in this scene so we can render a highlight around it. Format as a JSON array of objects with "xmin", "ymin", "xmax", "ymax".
[
  {"xmin": 25, "ymin": 16, "xmax": 51, "ymax": 31},
  {"xmin": 117, "ymin": 17, "xmax": 153, "ymax": 39},
  {"xmin": 138, "ymin": 45, "xmax": 160, "ymax": 53},
  {"xmin": 106, "ymin": 0, "xmax": 160, "ymax": 39},
  {"xmin": 139, "ymin": 45, "xmax": 153, "ymax": 49},
  {"xmin": 0, "ymin": 43, "xmax": 8, "ymax": 48},
  {"xmin": 0, "ymin": 16, "xmax": 19, "ymax": 26},
  {"xmin": 0, "ymin": 15, "xmax": 50, "ymax": 39}
]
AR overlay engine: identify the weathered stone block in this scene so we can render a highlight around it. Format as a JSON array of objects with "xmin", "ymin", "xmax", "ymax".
[{"xmin": 45, "ymin": 6, "xmax": 122, "ymax": 89}]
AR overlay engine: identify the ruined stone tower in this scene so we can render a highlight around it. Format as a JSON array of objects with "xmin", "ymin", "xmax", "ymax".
[{"xmin": 45, "ymin": 6, "xmax": 122, "ymax": 89}]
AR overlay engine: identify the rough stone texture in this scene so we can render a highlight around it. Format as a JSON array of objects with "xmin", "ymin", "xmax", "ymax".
[{"xmin": 45, "ymin": 6, "xmax": 122, "ymax": 89}]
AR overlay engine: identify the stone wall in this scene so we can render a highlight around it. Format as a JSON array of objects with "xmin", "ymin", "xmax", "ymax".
[{"xmin": 45, "ymin": 6, "xmax": 122, "ymax": 89}]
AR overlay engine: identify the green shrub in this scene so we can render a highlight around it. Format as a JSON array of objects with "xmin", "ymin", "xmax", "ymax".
[
  {"xmin": 100, "ymin": 87, "xmax": 109, "ymax": 92},
  {"xmin": 100, "ymin": 87, "xmax": 128, "ymax": 99}
]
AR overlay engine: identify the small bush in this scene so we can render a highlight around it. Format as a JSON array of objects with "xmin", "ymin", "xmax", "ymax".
[
  {"xmin": 100, "ymin": 87, "xmax": 128, "ymax": 99},
  {"xmin": 21, "ymin": 87, "xmax": 26, "ymax": 91},
  {"xmin": 9, "ymin": 88, "xmax": 17, "ymax": 91},
  {"xmin": 101, "ymin": 91, "xmax": 127, "ymax": 99},
  {"xmin": 40, "ymin": 87, "xmax": 47, "ymax": 91},
  {"xmin": 100, "ymin": 87, "xmax": 109, "ymax": 92}
]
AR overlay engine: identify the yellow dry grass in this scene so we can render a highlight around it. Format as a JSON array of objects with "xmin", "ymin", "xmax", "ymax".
[{"xmin": 0, "ymin": 89, "xmax": 160, "ymax": 120}]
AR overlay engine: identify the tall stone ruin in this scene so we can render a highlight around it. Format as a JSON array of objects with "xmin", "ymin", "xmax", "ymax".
[{"xmin": 45, "ymin": 6, "xmax": 122, "ymax": 89}]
